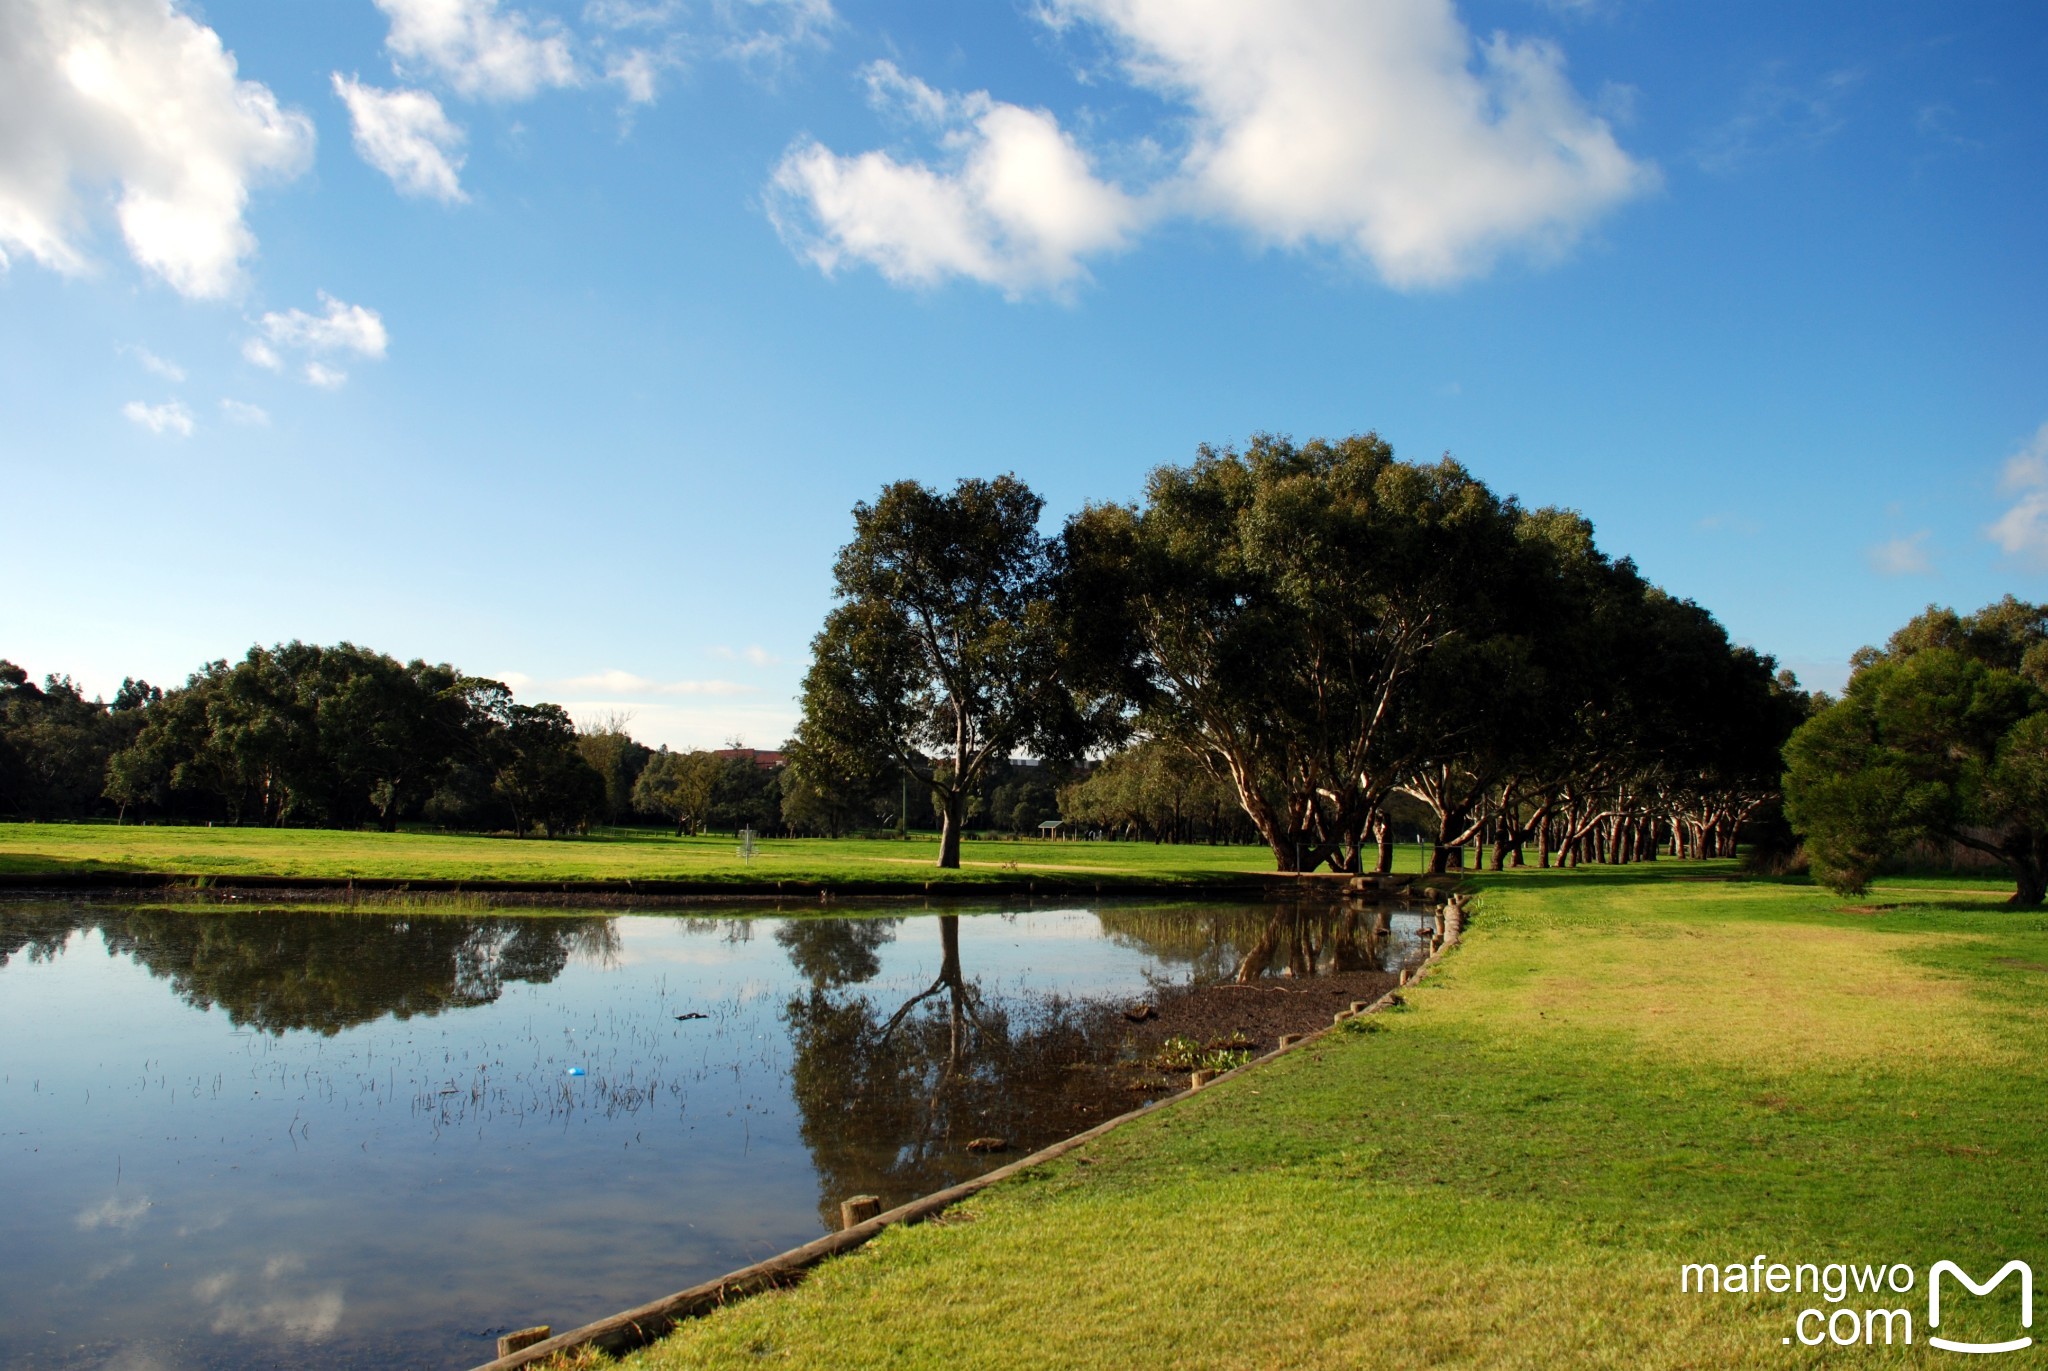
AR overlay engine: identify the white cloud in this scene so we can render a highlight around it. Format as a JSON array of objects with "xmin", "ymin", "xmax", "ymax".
[
  {"xmin": 1867, "ymin": 531, "xmax": 1932, "ymax": 576},
  {"xmin": 333, "ymin": 75, "xmax": 468, "ymax": 202},
  {"xmin": 374, "ymin": 0, "xmax": 579, "ymax": 101},
  {"xmin": 0, "ymin": 0, "xmax": 314, "ymax": 297},
  {"xmin": 245, "ymin": 292, "xmax": 388, "ymax": 387},
  {"xmin": 774, "ymin": 1, "xmax": 1651, "ymax": 296},
  {"xmin": 494, "ymin": 670, "xmax": 535, "ymax": 692},
  {"xmin": 1047, "ymin": 0, "xmax": 1657, "ymax": 288},
  {"xmin": 219, "ymin": 398, "xmax": 270, "ymax": 425},
  {"xmin": 121, "ymin": 343, "xmax": 185, "ymax": 381},
  {"xmin": 1989, "ymin": 422, "xmax": 2048, "ymax": 567},
  {"xmin": 122, "ymin": 398, "xmax": 194, "ymax": 436},
  {"xmin": 770, "ymin": 61, "xmax": 1142, "ymax": 297},
  {"xmin": 255, "ymin": 293, "xmax": 389, "ymax": 359}
]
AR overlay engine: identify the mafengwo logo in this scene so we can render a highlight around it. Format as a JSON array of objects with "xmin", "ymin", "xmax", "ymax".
[
  {"xmin": 1929, "ymin": 1261, "xmax": 2033, "ymax": 1355},
  {"xmin": 1680, "ymin": 1256, "xmax": 2034, "ymax": 1350}
]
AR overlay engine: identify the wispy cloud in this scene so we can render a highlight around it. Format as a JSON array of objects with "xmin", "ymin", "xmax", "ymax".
[
  {"xmin": 333, "ymin": 75, "xmax": 469, "ymax": 202},
  {"xmin": 219, "ymin": 398, "xmax": 271, "ymax": 426},
  {"xmin": 122, "ymin": 400, "xmax": 195, "ymax": 437},
  {"xmin": 1988, "ymin": 422, "xmax": 2048, "ymax": 567},
  {"xmin": 1867, "ymin": 530, "xmax": 1932, "ymax": 576},
  {"xmin": 121, "ymin": 344, "xmax": 186, "ymax": 382},
  {"xmin": 1696, "ymin": 511, "xmax": 1761, "ymax": 537},
  {"xmin": 1696, "ymin": 63, "xmax": 1863, "ymax": 174},
  {"xmin": 245, "ymin": 293, "xmax": 388, "ymax": 388},
  {"xmin": 374, "ymin": 0, "xmax": 579, "ymax": 101},
  {"xmin": 564, "ymin": 669, "xmax": 756, "ymax": 695},
  {"xmin": 195, "ymin": 1255, "xmax": 344, "ymax": 1341},
  {"xmin": 76, "ymin": 1193, "xmax": 151, "ymax": 1231},
  {"xmin": 708, "ymin": 644, "xmax": 783, "ymax": 667}
]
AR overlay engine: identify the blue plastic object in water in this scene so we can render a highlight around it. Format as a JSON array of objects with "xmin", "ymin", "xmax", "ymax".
[{"xmin": 566, "ymin": 1066, "xmax": 586, "ymax": 1077}]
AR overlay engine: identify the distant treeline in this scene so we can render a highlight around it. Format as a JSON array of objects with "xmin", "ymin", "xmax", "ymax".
[{"xmin": 0, "ymin": 647, "xmax": 1070, "ymax": 838}]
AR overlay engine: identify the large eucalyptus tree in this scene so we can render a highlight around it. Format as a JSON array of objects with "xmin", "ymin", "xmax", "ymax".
[{"xmin": 797, "ymin": 475, "xmax": 1095, "ymax": 869}]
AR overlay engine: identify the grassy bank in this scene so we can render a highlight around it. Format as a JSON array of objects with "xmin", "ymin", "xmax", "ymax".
[
  {"xmin": 586, "ymin": 864, "xmax": 2048, "ymax": 1368},
  {"xmin": 0, "ymin": 822, "xmax": 1372, "ymax": 886}
]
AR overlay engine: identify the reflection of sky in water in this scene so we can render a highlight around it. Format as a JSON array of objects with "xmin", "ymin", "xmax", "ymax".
[{"xmin": 0, "ymin": 901, "xmax": 1420, "ymax": 1370}]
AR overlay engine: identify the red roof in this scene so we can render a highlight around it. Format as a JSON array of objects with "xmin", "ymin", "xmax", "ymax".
[{"xmin": 714, "ymin": 748, "xmax": 785, "ymax": 769}]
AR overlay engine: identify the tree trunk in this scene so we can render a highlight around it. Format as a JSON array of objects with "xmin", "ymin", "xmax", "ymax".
[
  {"xmin": 1374, "ymin": 813, "xmax": 1394, "ymax": 874},
  {"xmin": 936, "ymin": 789, "xmax": 964, "ymax": 869},
  {"xmin": 2008, "ymin": 841, "xmax": 2047, "ymax": 907}
]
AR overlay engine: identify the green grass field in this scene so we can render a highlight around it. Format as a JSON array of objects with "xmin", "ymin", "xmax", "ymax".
[
  {"xmin": 575, "ymin": 863, "xmax": 2048, "ymax": 1369},
  {"xmin": 0, "ymin": 822, "xmax": 1341, "ymax": 885}
]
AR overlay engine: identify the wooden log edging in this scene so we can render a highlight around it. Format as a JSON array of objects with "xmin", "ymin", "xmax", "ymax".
[{"xmin": 468, "ymin": 891, "xmax": 1475, "ymax": 1371}]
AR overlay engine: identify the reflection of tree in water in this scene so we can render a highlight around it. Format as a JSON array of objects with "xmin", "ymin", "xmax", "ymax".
[
  {"xmin": 1094, "ymin": 903, "xmax": 1393, "ymax": 982},
  {"xmin": 782, "ymin": 914, "xmax": 1119, "ymax": 1225},
  {"xmin": 774, "ymin": 916, "xmax": 901, "ymax": 989},
  {"xmin": 78, "ymin": 910, "xmax": 616, "ymax": 1035},
  {"xmin": 0, "ymin": 903, "xmax": 94, "ymax": 968}
]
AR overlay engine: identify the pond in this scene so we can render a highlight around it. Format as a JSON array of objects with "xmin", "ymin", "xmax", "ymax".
[{"xmin": 0, "ymin": 898, "xmax": 1432, "ymax": 1370}]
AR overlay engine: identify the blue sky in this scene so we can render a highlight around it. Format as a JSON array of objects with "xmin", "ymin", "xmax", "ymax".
[{"xmin": 3, "ymin": 0, "xmax": 2046, "ymax": 748}]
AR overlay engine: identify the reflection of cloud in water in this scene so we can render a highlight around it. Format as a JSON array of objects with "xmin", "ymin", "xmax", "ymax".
[
  {"xmin": 607, "ymin": 944, "xmax": 755, "ymax": 971},
  {"xmin": 76, "ymin": 1194, "xmax": 151, "ymax": 1231},
  {"xmin": 84, "ymin": 1253, "xmax": 138, "ymax": 1285},
  {"xmin": 174, "ymin": 1210, "xmax": 229, "ymax": 1238},
  {"xmin": 97, "ymin": 1349, "xmax": 177, "ymax": 1371},
  {"xmin": 195, "ymin": 1255, "xmax": 344, "ymax": 1341},
  {"xmin": 733, "ymin": 977, "xmax": 777, "ymax": 1004}
]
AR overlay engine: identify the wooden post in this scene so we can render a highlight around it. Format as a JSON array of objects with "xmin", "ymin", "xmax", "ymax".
[
  {"xmin": 840, "ymin": 1195, "xmax": 881, "ymax": 1229},
  {"xmin": 1333, "ymin": 1010, "xmax": 1353, "ymax": 1025},
  {"xmin": 1350, "ymin": 1000, "xmax": 1374, "ymax": 1013},
  {"xmin": 1277, "ymin": 1033, "xmax": 1302, "ymax": 1049},
  {"xmin": 1190, "ymin": 1069, "xmax": 1216, "ymax": 1089},
  {"xmin": 498, "ymin": 1328, "xmax": 551, "ymax": 1358}
]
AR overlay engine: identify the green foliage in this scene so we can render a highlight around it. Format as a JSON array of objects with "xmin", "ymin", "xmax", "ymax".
[
  {"xmin": 0, "ymin": 662, "xmax": 150, "ymax": 820},
  {"xmin": 576, "ymin": 716, "xmax": 653, "ymax": 825},
  {"xmin": 491, "ymin": 702, "xmax": 606, "ymax": 838},
  {"xmin": 798, "ymin": 475, "xmax": 1101, "ymax": 867},
  {"xmin": 1150, "ymin": 1035, "xmax": 1204, "ymax": 1070},
  {"xmin": 1058, "ymin": 738, "xmax": 1241, "ymax": 842},
  {"xmin": 1785, "ymin": 599, "xmax": 2048, "ymax": 904},
  {"xmin": 632, "ymin": 748, "xmax": 726, "ymax": 836},
  {"xmin": 1061, "ymin": 434, "xmax": 1801, "ymax": 875}
]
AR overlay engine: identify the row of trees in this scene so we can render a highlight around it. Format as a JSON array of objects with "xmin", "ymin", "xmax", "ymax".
[
  {"xmin": 0, "ymin": 646, "xmax": 786, "ymax": 837},
  {"xmin": 0, "ymin": 646, "xmax": 1058, "ymax": 839},
  {"xmin": 798, "ymin": 435, "xmax": 1811, "ymax": 871}
]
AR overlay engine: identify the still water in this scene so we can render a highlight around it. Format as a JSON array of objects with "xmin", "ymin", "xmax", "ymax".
[{"xmin": 0, "ymin": 899, "xmax": 1430, "ymax": 1370}]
